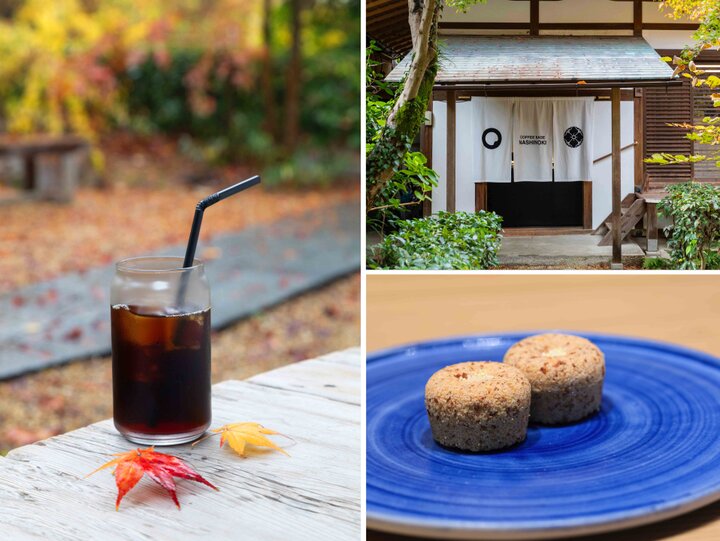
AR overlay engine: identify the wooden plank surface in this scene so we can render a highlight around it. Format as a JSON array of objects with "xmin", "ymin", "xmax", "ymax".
[
  {"xmin": 249, "ymin": 348, "xmax": 360, "ymax": 405},
  {"xmin": 367, "ymin": 276, "xmax": 720, "ymax": 541},
  {"xmin": 0, "ymin": 348, "xmax": 360, "ymax": 540}
]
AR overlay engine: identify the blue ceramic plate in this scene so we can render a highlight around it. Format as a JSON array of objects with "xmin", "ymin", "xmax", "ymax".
[{"xmin": 367, "ymin": 332, "xmax": 720, "ymax": 539}]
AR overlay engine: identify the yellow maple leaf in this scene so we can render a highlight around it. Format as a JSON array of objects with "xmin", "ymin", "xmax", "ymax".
[{"xmin": 194, "ymin": 422, "xmax": 289, "ymax": 458}]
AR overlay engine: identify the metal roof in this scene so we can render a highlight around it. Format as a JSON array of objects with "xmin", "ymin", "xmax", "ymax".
[{"xmin": 385, "ymin": 35, "xmax": 676, "ymax": 86}]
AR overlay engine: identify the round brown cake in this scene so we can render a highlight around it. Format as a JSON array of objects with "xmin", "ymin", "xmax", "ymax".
[
  {"xmin": 503, "ymin": 334, "xmax": 605, "ymax": 425},
  {"xmin": 425, "ymin": 361, "xmax": 531, "ymax": 452}
]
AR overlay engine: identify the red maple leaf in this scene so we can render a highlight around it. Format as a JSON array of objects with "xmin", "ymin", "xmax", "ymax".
[
  {"xmin": 88, "ymin": 447, "xmax": 218, "ymax": 510},
  {"xmin": 63, "ymin": 328, "xmax": 83, "ymax": 341}
]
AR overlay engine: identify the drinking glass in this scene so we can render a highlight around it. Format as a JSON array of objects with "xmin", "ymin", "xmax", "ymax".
[{"xmin": 110, "ymin": 256, "xmax": 211, "ymax": 445}]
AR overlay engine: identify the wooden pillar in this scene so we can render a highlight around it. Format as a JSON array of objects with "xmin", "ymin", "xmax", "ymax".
[
  {"xmin": 583, "ymin": 181, "xmax": 592, "ymax": 230},
  {"xmin": 633, "ymin": 0, "xmax": 642, "ymax": 37},
  {"xmin": 611, "ymin": 87, "xmax": 623, "ymax": 269},
  {"xmin": 530, "ymin": 0, "xmax": 539, "ymax": 36},
  {"xmin": 475, "ymin": 183, "xmax": 488, "ymax": 211},
  {"xmin": 446, "ymin": 91, "xmax": 456, "ymax": 213},
  {"xmin": 420, "ymin": 96, "xmax": 434, "ymax": 217},
  {"xmin": 634, "ymin": 89, "xmax": 644, "ymax": 190}
]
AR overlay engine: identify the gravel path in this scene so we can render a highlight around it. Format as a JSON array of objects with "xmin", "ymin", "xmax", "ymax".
[{"xmin": 1, "ymin": 200, "xmax": 360, "ymax": 379}]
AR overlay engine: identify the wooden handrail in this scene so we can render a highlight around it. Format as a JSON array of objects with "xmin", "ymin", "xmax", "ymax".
[{"xmin": 593, "ymin": 141, "xmax": 637, "ymax": 164}]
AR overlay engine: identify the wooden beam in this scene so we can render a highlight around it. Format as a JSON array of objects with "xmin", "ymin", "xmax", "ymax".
[
  {"xmin": 643, "ymin": 23, "xmax": 699, "ymax": 30},
  {"xmin": 439, "ymin": 22, "xmax": 529, "ymax": 30},
  {"xmin": 633, "ymin": 0, "xmax": 642, "ymax": 36},
  {"xmin": 530, "ymin": 0, "xmax": 540, "ymax": 36},
  {"xmin": 421, "ymin": 97, "xmax": 434, "ymax": 217},
  {"xmin": 434, "ymin": 81, "xmax": 683, "ymax": 93},
  {"xmin": 540, "ymin": 23, "xmax": 633, "ymax": 30},
  {"xmin": 611, "ymin": 87, "xmax": 623, "ymax": 269},
  {"xmin": 447, "ymin": 91, "xmax": 457, "ymax": 213},
  {"xmin": 445, "ymin": 89, "xmax": 634, "ymax": 99},
  {"xmin": 437, "ymin": 22, "xmax": 699, "ymax": 31}
]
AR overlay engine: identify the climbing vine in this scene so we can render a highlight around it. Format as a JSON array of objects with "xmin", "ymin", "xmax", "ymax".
[
  {"xmin": 365, "ymin": 0, "xmax": 486, "ymax": 213},
  {"xmin": 366, "ymin": 42, "xmax": 438, "ymax": 231}
]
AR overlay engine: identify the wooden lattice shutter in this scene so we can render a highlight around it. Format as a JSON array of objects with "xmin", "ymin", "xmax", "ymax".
[
  {"xmin": 693, "ymin": 86, "xmax": 719, "ymax": 181},
  {"xmin": 643, "ymin": 81, "xmax": 693, "ymax": 190}
]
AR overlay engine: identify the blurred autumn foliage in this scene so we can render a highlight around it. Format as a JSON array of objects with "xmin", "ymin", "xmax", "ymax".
[{"xmin": 0, "ymin": 0, "xmax": 360, "ymax": 184}]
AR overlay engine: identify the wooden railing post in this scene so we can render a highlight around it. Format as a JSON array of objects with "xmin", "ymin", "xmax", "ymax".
[{"xmin": 611, "ymin": 87, "xmax": 623, "ymax": 269}]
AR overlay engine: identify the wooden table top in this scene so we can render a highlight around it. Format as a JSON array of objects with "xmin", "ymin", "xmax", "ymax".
[
  {"xmin": 367, "ymin": 274, "xmax": 720, "ymax": 541},
  {"xmin": 0, "ymin": 348, "xmax": 361, "ymax": 540}
]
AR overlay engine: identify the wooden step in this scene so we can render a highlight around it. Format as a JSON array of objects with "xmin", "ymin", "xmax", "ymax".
[
  {"xmin": 598, "ymin": 198, "xmax": 647, "ymax": 246},
  {"xmin": 593, "ymin": 193, "xmax": 638, "ymax": 235}
]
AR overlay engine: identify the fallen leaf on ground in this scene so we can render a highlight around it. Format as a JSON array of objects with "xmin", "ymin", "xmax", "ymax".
[
  {"xmin": 88, "ymin": 447, "xmax": 218, "ymax": 510},
  {"xmin": 194, "ymin": 422, "xmax": 289, "ymax": 458},
  {"xmin": 63, "ymin": 328, "xmax": 83, "ymax": 341}
]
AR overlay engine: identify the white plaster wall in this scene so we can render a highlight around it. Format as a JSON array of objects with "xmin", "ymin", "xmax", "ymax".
[
  {"xmin": 591, "ymin": 101, "xmax": 635, "ymax": 229},
  {"xmin": 442, "ymin": 0, "xmax": 695, "ymax": 25},
  {"xmin": 431, "ymin": 101, "xmax": 447, "ymax": 214},
  {"xmin": 456, "ymin": 100, "xmax": 476, "ymax": 213},
  {"xmin": 431, "ymin": 99, "xmax": 475, "ymax": 214},
  {"xmin": 430, "ymin": 99, "xmax": 636, "ymax": 229},
  {"xmin": 540, "ymin": 0, "xmax": 631, "ymax": 23},
  {"xmin": 442, "ymin": 0, "xmax": 528, "ymax": 23},
  {"xmin": 642, "ymin": 30, "xmax": 697, "ymax": 50},
  {"xmin": 643, "ymin": 3, "xmax": 693, "ymax": 23},
  {"xmin": 438, "ymin": 0, "xmax": 698, "ymax": 50}
]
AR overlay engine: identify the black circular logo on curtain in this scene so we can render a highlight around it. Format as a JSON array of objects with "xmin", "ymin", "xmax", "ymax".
[
  {"xmin": 482, "ymin": 128, "xmax": 502, "ymax": 150},
  {"xmin": 564, "ymin": 126, "xmax": 584, "ymax": 148}
]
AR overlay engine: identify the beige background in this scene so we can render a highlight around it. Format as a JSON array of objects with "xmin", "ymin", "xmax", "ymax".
[{"xmin": 367, "ymin": 274, "xmax": 720, "ymax": 541}]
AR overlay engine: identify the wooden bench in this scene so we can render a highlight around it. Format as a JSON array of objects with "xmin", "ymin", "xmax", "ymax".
[
  {"xmin": 0, "ymin": 348, "xmax": 361, "ymax": 539},
  {"xmin": 0, "ymin": 134, "xmax": 89, "ymax": 202}
]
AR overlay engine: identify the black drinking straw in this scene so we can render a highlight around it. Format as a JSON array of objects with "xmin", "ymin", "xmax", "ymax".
[
  {"xmin": 176, "ymin": 175, "xmax": 261, "ymax": 307},
  {"xmin": 182, "ymin": 175, "xmax": 261, "ymax": 268}
]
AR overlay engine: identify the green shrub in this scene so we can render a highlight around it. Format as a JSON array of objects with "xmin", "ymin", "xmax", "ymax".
[
  {"xmin": 642, "ymin": 257, "xmax": 672, "ymax": 270},
  {"xmin": 658, "ymin": 182, "xmax": 720, "ymax": 270},
  {"xmin": 370, "ymin": 211, "xmax": 503, "ymax": 270},
  {"xmin": 704, "ymin": 251, "xmax": 720, "ymax": 269}
]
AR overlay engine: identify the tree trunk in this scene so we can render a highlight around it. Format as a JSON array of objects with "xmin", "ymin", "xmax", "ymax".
[
  {"xmin": 262, "ymin": 0, "xmax": 276, "ymax": 140},
  {"xmin": 366, "ymin": 0, "xmax": 441, "ymax": 208},
  {"xmin": 284, "ymin": 0, "xmax": 301, "ymax": 152}
]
